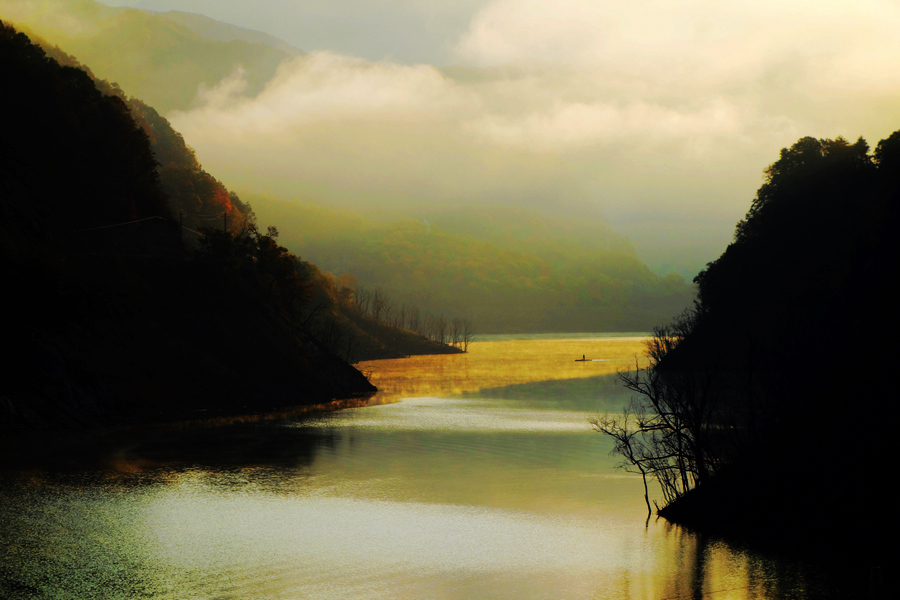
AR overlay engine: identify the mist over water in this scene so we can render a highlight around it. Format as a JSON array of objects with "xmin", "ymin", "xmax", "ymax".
[{"xmin": 0, "ymin": 3, "xmax": 894, "ymax": 597}]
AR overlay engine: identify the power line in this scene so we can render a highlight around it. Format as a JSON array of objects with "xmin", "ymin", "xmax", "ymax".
[
  {"xmin": 193, "ymin": 212, "xmax": 228, "ymax": 221},
  {"xmin": 73, "ymin": 216, "xmax": 169, "ymax": 232}
]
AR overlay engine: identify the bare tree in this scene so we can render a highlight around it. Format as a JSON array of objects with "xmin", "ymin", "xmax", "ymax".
[
  {"xmin": 434, "ymin": 314, "xmax": 448, "ymax": 345},
  {"xmin": 393, "ymin": 304, "xmax": 407, "ymax": 330},
  {"xmin": 592, "ymin": 309, "xmax": 725, "ymax": 510},
  {"xmin": 450, "ymin": 317, "xmax": 462, "ymax": 348},
  {"xmin": 460, "ymin": 317, "xmax": 473, "ymax": 352},
  {"xmin": 423, "ymin": 314, "xmax": 436, "ymax": 341},
  {"xmin": 406, "ymin": 304, "xmax": 421, "ymax": 334},
  {"xmin": 588, "ymin": 408, "xmax": 652, "ymax": 516},
  {"xmin": 354, "ymin": 286, "xmax": 372, "ymax": 317},
  {"xmin": 370, "ymin": 288, "xmax": 388, "ymax": 323},
  {"xmin": 382, "ymin": 300, "xmax": 395, "ymax": 328}
]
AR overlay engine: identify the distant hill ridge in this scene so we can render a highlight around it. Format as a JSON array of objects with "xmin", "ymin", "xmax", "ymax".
[
  {"xmin": 156, "ymin": 10, "xmax": 301, "ymax": 55},
  {"xmin": 2, "ymin": 0, "xmax": 697, "ymax": 333},
  {"xmin": 0, "ymin": 21, "xmax": 466, "ymax": 430},
  {"xmin": 0, "ymin": 0, "xmax": 298, "ymax": 114},
  {"xmin": 247, "ymin": 194, "xmax": 694, "ymax": 333}
]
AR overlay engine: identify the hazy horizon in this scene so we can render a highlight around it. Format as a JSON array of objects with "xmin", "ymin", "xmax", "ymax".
[{"xmin": 15, "ymin": 0, "xmax": 900, "ymax": 276}]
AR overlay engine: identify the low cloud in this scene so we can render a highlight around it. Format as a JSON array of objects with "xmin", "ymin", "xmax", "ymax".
[
  {"xmin": 172, "ymin": 52, "xmax": 766, "ymax": 212},
  {"xmin": 468, "ymin": 98, "xmax": 744, "ymax": 153},
  {"xmin": 181, "ymin": 54, "xmax": 477, "ymax": 137},
  {"xmin": 456, "ymin": 0, "xmax": 900, "ymax": 83},
  {"xmin": 168, "ymin": 0, "xmax": 900, "ymax": 268}
]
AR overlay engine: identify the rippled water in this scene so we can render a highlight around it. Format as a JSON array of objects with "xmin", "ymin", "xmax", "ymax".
[{"xmin": 0, "ymin": 337, "xmax": 843, "ymax": 599}]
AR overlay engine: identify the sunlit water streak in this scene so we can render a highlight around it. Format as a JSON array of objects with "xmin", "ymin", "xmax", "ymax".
[
  {"xmin": 355, "ymin": 337, "xmax": 649, "ymax": 405},
  {"xmin": 0, "ymin": 337, "xmax": 840, "ymax": 599},
  {"xmin": 302, "ymin": 396, "xmax": 593, "ymax": 432}
]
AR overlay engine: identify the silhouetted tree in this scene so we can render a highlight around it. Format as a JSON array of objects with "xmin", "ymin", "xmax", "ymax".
[
  {"xmin": 406, "ymin": 304, "xmax": 422, "ymax": 334},
  {"xmin": 596, "ymin": 131, "xmax": 900, "ymax": 522},
  {"xmin": 460, "ymin": 317, "xmax": 473, "ymax": 352},
  {"xmin": 589, "ymin": 408, "xmax": 653, "ymax": 515},
  {"xmin": 197, "ymin": 223, "xmax": 312, "ymax": 322},
  {"xmin": 592, "ymin": 309, "xmax": 725, "ymax": 506}
]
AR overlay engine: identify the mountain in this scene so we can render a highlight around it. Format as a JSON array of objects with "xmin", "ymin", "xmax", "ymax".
[
  {"xmin": 247, "ymin": 194, "xmax": 694, "ymax": 332},
  {"xmin": 14, "ymin": 20, "xmax": 466, "ymax": 360},
  {"xmin": 153, "ymin": 10, "xmax": 300, "ymax": 55},
  {"xmin": 29, "ymin": 36, "xmax": 258, "ymax": 242},
  {"xmin": 2, "ymin": 0, "xmax": 696, "ymax": 333},
  {"xmin": 602, "ymin": 133, "xmax": 900, "ymax": 572},
  {"xmin": 0, "ymin": 0, "xmax": 299, "ymax": 114},
  {"xmin": 0, "ymin": 21, "xmax": 382, "ymax": 430}
]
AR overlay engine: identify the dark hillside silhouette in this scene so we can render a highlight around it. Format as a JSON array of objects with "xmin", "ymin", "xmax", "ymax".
[
  {"xmin": 30, "ymin": 38, "xmax": 257, "ymax": 236},
  {"xmin": 596, "ymin": 133, "xmax": 900, "ymax": 579},
  {"xmin": 3, "ymin": 0, "xmax": 298, "ymax": 115},
  {"xmin": 0, "ymin": 23, "xmax": 169, "ymax": 241},
  {"xmin": 21, "ymin": 32, "xmax": 465, "ymax": 362},
  {"xmin": 0, "ymin": 21, "xmax": 379, "ymax": 429}
]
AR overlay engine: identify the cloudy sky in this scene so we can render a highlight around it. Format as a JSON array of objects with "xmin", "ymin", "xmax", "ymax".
[{"xmin": 96, "ymin": 0, "xmax": 900, "ymax": 272}]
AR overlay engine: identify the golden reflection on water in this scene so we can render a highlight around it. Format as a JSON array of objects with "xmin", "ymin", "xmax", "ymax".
[
  {"xmin": 357, "ymin": 337, "xmax": 648, "ymax": 404},
  {"xmin": 0, "ymin": 335, "xmax": 838, "ymax": 600}
]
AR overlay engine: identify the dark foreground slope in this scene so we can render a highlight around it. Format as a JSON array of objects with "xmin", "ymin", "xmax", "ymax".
[
  {"xmin": 0, "ymin": 22, "xmax": 374, "ymax": 430},
  {"xmin": 26, "ymin": 29, "xmax": 461, "ymax": 364},
  {"xmin": 647, "ymin": 135, "xmax": 900, "ymax": 570}
]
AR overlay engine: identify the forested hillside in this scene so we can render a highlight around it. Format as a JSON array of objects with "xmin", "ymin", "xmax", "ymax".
[
  {"xmin": 249, "ymin": 194, "xmax": 694, "ymax": 332},
  {"xmin": 1, "ymin": 22, "xmax": 466, "ymax": 429},
  {"xmin": 597, "ymin": 133, "xmax": 900, "ymax": 567},
  {"xmin": 0, "ymin": 0, "xmax": 298, "ymax": 114},
  {"xmin": 19, "ymin": 33, "xmax": 257, "ymax": 237},
  {"xmin": 3, "ymin": 0, "xmax": 697, "ymax": 334}
]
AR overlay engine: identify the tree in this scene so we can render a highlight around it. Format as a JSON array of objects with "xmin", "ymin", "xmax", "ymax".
[
  {"xmin": 197, "ymin": 223, "xmax": 312, "ymax": 321},
  {"xmin": 450, "ymin": 317, "xmax": 462, "ymax": 348},
  {"xmin": 370, "ymin": 287, "xmax": 388, "ymax": 323},
  {"xmin": 874, "ymin": 130, "xmax": 900, "ymax": 171},
  {"xmin": 591, "ymin": 309, "xmax": 726, "ymax": 510},
  {"xmin": 354, "ymin": 286, "xmax": 372, "ymax": 317},
  {"xmin": 598, "ymin": 133, "xmax": 890, "ymax": 515},
  {"xmin": 589, "ymin": 408, "xmax": 653, "ymax": 516},
  {"xmin": 732, "ymin": 135, "xmax": 873, "ymax": 244},
  {"xmin": 460, "ymin": 317, "xmax": 473, "ymax": 352},
  {"xmin": 433, "ymin": 314, "xmax": 448, "ymax": 344},
  {"xmin": 405, "ymin": 304, "xmax": 421, "ymax": 334}
]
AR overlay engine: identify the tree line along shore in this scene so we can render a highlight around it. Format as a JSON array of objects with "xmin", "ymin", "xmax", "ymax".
[{"xmin": 0, "ymin": 21, "xmax": 462, "ymax": 431}]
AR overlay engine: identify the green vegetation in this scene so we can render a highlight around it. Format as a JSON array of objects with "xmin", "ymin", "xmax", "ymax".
[
  {"xmin": 26, "ymin": 32, "xmax": 258, "ymax": 235},
  {"xmin": 596, "ymin": 133, "xmax": 899, "ymax": 561},
  {"xmin": 249, "ymin": 194, "xmax": 694, "ymax": 333},
  {"xmin": 0, "ymin": 21, "xmax": 460, "ymax": 430},
  {"xmin": 0, "ymin": 0, "xmax": 298, "ymax": 114},
  {"xmin": 31, "ymin": 23, "xmax": 457, "ymax": 361},
  {"xmin": 3, "ymin": 0, "xmax": 696, "ymax": 335}
]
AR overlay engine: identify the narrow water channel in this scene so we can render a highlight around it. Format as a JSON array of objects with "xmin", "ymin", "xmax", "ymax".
[{"xmin": 0, "ymin": 336, "xmax": 842, "ymax": 599}]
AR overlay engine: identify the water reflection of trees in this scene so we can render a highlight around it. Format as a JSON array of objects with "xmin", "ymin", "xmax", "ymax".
[
  {"xmin": 0, "ymin": 413, "xmax": 346, "ymax": 481},
  {"xmin": 638, "ymin": 522, "xmax": 828, "ymax": 600}
]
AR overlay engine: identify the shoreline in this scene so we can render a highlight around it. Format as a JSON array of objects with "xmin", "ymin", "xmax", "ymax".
[{"xmin": 0, "ymin": 393, "xmax": 384, "ymax": 477}]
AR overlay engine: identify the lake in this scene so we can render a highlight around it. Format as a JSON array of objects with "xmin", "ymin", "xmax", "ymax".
[{"xmin": 0, "ymin": 336, "xmax": 845, "ymax": 599}]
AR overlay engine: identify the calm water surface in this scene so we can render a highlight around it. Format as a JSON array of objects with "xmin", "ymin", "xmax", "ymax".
[{"xmin": 1, "ymin": 337, "xmax": 841, "ymax": 599}]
